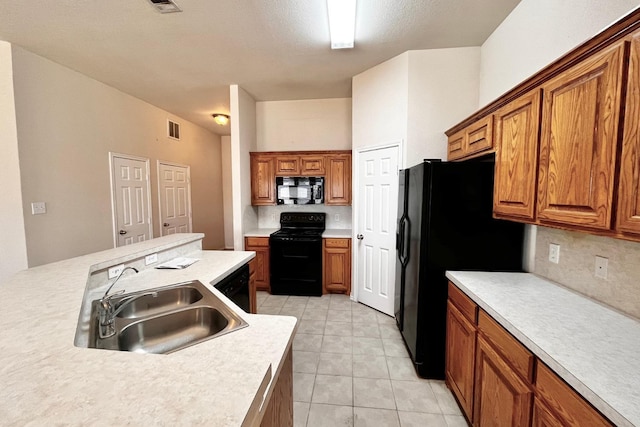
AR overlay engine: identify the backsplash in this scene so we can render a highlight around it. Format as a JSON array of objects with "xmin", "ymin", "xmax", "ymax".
[
  {"xmin": 534, "ymin": 226, "xmax": 640, "ymax": 320},
  {"xmin": 258, "ymin": 205, "xmax": 353, "ymax": 229}
]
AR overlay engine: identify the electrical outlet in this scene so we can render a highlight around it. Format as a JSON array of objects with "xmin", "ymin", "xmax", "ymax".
[
  {"xmin": 108, "ymin": 264, "xmax": 125, "ymax": 279},
  {"xmin": 335, "ymin": 214, "xmax": 340, "ymax": 222},
  {"xmin": 271, "ymin": 213, "xmax": 276, "ymax": 223},
  {"xmin": 595, "ymin": 256, "xmax": 608, "ymax": 279},
  {"xmin": 145, "ymin": 253, "xmax": 158, "ymax": 265},
  {"xmin": 31, "ymin": 202, "xmax": 46, "ymax": 215},
  {"xmin": 549, "ymin": 243, "xmax": 560, "ymax": 264}
]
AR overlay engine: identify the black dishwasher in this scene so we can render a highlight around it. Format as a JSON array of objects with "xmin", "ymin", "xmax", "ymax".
[{"xmin": 214, "ymin": 264, "xmax": 250, "ymax": 312}]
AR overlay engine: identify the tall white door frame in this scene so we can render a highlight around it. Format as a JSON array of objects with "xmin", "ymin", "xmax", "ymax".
[
  {"xmin": 109, "ymin": 152, "xmax": 153, "ymax": 247},
  {"xmin": 352, "ymin": 141, "xmax": 403, "ymax": 315},
  {"xmin": 157, "ymin": 160, "xmax": 193, "ymax": 236}
]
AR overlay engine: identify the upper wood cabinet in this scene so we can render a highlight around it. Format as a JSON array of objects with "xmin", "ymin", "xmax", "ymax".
[
  {"xmin": 617, "ymin": 31, "xmax": 640, "ymax": 235},
  {"xmin": 493, "ymin": 89, "xmax": 542, "ymax": 222},
  {"xmin": 537, "ymin": 42, "xmax": 626, "ymax": 230},
  {"xmin": 448, "ymin": 115, "xmax": 494, "ymax": 161},
  {"xmin": 250, "ymin": 154, "xmax": 276, "ymax": 205},
  {"xmin": 326, "ymin": 154, "xmax": 352, "ymax": 205},
  {"xmin": 250, "ymin": 151, "xmax": 351, "ymax": 206}
]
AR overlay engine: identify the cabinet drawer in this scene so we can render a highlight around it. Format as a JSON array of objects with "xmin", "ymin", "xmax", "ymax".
[
  {"xmin": 324, "ymin": 238, "xmax": 350, "ymax": 248},
  {"xmin": 448, "ymin": 282, "xmax": 477, "ymax": 323},
  {"xmin": 466, "ymin": 115, "xmax": 494, "ymax": 156},
  {"xmin": 275, "ymin": 156, "xmax": 300, "ymax": 175},
  {"xmin": 535, "ymin": 362, "xmax": 613, "ymax": 427},
  {"xmin": 301, "ymin": 156, "xmax": 325, "ymax": 175},
  {"xmin": 478, "ymin": 310, "xmax": 534, "ymax": 381},
  {"xmin": 245, "ymin": 237, "xmax": 270, "ymax": 247},
  {"xmin": 448, "ymin": 130, "xmax": 466, "ymax": 160}
]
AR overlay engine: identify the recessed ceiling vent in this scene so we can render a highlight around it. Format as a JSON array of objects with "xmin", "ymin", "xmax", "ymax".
[{"xmin": 148, "ymin": 0, "xmax": 182, "ymax": 14}]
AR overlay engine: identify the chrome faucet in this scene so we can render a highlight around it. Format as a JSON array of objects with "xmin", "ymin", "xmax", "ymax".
[{"xmin": 98, "ymin": 267, "xmax": 157, "ymax": 338}]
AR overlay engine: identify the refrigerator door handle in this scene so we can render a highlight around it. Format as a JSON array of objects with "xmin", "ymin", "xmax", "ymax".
[{"xmin": 402, "ymin": 217, "xmax": 411, "ymax": 265}]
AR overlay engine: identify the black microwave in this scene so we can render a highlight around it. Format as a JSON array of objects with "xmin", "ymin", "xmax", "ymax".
[{"xmin": 276, "ymin": 177, "xmax": 324, "ymax": 205}]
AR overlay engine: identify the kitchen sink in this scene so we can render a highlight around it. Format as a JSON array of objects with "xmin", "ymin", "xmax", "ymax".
[
  {"xmin": 88, "ymin": 280, "xmax": 248, "ymax": 354},
  {"xmin": 116, "ymin": 286, "xmax": 203, "ymax": 319}
]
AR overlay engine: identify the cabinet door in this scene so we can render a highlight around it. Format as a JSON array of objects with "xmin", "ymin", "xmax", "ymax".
[
  {"xmin": 617, "ymin": 31, "xmax": 640, "ymax": 234},
  {"xmin": 322, "ymin": 239, "xmax": 351, "ymax": 294},
  {"xmin": 251, "ymin": 155, "xmax": 276, "ymax": 205},
  {"xmin": 537, "ymin": 42, "xmax": 625, "ymax": 230},
  {"xmin": 493, "ymin": 89, "xmax": 542, "ymax": 221},
  {"xmin": 245, "ymin": 237, "xmax": 270, "ymax": 292},
  {"xmin": 275, "ymin": 156, "xmax": 300, "ymax": 176},
  {"xmin": 326, "ymin": 154, "xmax": 352, "ymax": 205},
  {"xmin": 474, "ymin": 336, "xmax": 532, "ymax": 427},
  {"xmin": 248, "ymin": 259, "xmax": 257, "ymax": 314},
  {"xmin": 301, "ymin": 156, "xmax": 325, "ymax": 175},
  {"xmin": 445, "ymin": 300, "xmax": 476, "ymax": 421}
]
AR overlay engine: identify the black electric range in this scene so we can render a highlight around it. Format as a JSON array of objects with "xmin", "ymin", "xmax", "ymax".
[{"xmin": 269, "ymin": 212, "xmax": 325, "ymax": 296}]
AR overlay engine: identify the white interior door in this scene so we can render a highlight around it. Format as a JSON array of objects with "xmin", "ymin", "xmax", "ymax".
[
  {"xmin": 158, "ymin": 162, "xmax": 192, "ymax": 235},
  {"xmin": 355, "ymin": 145, "xmax": 400, "ymax": 316},
  {"xmin": 110, "ymin": 153, "xmax": 153, "ymax": 247}
]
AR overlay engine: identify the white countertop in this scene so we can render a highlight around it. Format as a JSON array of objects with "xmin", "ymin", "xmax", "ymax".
[
  {"xmin": 244, "ymin": 228, "xmax": 351, "ymax": 238},
  {"xmin": 0, "ymin": 234, "xmax": 297, "ymax": 426},
  {"xmin": 446, "ymin": 271, "xmax": 640, "ymax": 427}
]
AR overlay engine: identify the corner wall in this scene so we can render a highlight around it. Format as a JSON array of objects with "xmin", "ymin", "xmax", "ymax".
[
  {"xmin": 11, "ymin": 45, "xmax": 224, "ymax": 266},
  {"xmin": 0, "ymin": 42, "xmax": 28, "ymax": 281},
  {"xmin": 480, "ymin": 0, "xmax": 640, "ymax": 318},
  {"xmin": 230, "ymin": 85, "xmax": 258, "ymax": 250}
]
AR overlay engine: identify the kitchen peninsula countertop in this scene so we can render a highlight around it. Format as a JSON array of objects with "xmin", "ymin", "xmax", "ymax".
[
  {"xmin": 446, "ymin": 271, "xmax": 640, "ymax": 427},
  {"xmin": 0, "ymin": 234, "xmax": 296, "ymax": 426},
  {"xmin": 244, "ymin": 228, "xmax": 351, "ymax": 238}
]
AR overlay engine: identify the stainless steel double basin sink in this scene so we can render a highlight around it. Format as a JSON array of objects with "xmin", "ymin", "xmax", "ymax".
[{"xmin": 88, "ymin": 280, "xmax": 248, "ymax": 354}]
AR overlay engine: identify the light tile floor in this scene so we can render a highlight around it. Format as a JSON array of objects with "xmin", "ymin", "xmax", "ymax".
[{"xmin": 257, "ymin": 291, "xmax": 468, "ymax": 427}]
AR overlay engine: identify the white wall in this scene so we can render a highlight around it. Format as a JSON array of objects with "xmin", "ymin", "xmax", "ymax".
[
  {"xmin": 480, "ymin": 0, "xmax": 640, "ymax": 318},
  {"xmin": 220, "ymin": 135, "xmax": 234, "ymax": 249},
  {"xmin": 352, "ymin": 48, "xmax": 480, "ymax": 168},
  {"xmin": 406, "ymin": 48, "xmax": 480, "ymax": 165},
  {"xmin": 352, "ymin": 53, "xmax": 409, "ymax": 154},
  {"xmin": 230, "ymin": 85, "xmax": 258, "ymax": 250},
  {"xmin": 480, "ymin": 0, "xmax": 640, "ymax": 105},
  {"xmin": 0, "ymin": 42, "xmax": 28, "ymax": 281},
  {"xmin": 256, "ymin": 99, "xmax": 352, "ymax": 151},
  {"xmin": 11, "ymin": 45, "xmax": 224, "ymax": 266}
]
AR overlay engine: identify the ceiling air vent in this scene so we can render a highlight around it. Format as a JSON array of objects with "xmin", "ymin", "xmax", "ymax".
[
  {"xmin": 168, "ymin": 120, "xmax": 181, "ymax": 140},
  {"xmin": 148, "ymin": 0, "xmax": 182, "ymax": 14}
]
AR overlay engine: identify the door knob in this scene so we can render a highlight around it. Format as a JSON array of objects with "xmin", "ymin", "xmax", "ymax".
[
  {"xmin": 163, "ymin": 223, "xmax": 170, "ymax": 227},
  {"xmin": 357, "ymin": 234, "xmax": 364, "ymax": 240},
  {"xmin": 119, "ymin": 230, "xmax": 127, "ymax": 235}
]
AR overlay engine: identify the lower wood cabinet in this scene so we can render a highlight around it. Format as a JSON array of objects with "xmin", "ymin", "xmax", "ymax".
[
  {"xmin": 248, "ymin": 259, "xmax": 257, "ymax": 314},
  {"xmin": 245, "ymin": 237, "xmax": 270, "ymax": 292},
  {"xmin": 474, "ymin": 335, "xmax": 533, "ymax": 426},
  {"xmin": 322, "ymin": 238, "xmax": 351, "ymax": 294},
  {"xmin": 260, "ymin": 347, "xmax": 293, "ymax": 427},
  {"xmin": 534, "ymin": 362, "xmax": 613, "ymax": 427},
  {"xmin": 445, "ymin": 281, "xmax": 613, "ymax": 427},
  {"xmin": 445, "ymin": 300, "xmax": 476, "ymax": 420}
]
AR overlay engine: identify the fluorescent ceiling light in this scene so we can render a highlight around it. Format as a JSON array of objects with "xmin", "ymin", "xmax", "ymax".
[{"xmin": 327, "ymin": 0, "xmax": 356, "ymax": 49}]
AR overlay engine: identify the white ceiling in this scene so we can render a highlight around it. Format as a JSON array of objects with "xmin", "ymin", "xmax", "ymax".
[{"xmin": 0, "ymin": 0, "xmax": 520, "ymax": 134}]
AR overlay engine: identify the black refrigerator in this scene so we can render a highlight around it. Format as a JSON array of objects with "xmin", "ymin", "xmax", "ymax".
[{"xmin": 394, "ymin": 159, "xmax": 524, "ymax": 379}]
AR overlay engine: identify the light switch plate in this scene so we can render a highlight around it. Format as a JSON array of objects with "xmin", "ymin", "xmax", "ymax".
[{"xmin": 549, "ymin": 243, "xmax": 560, "ymax": 264}]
